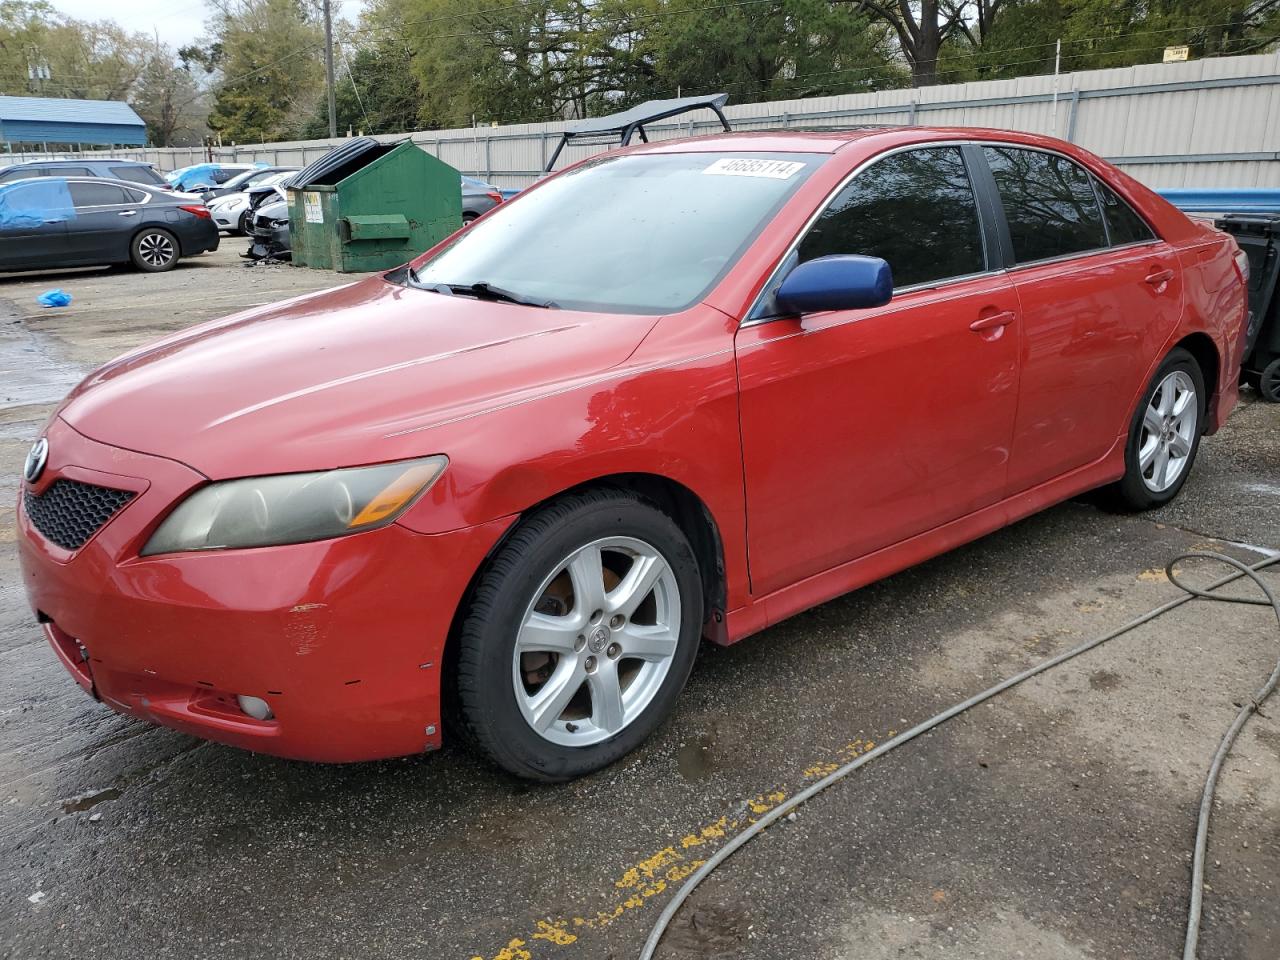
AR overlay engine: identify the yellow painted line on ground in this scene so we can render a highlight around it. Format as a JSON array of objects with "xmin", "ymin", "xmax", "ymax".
[{"xmin": 465, "ymin": 733, "xmax": 891, "ymax": 960}]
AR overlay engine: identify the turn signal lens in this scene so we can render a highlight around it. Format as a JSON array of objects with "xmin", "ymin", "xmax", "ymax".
[{"xmin": 141, "ymin": 455, "xmax": 448, "ymax": 555}]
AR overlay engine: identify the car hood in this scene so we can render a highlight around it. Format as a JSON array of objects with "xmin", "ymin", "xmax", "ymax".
[{"xmin": 59, "ymin": 276, "xmax": 660, "ymax": 479}]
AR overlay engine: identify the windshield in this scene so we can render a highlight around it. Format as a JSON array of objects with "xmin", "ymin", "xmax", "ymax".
[
  {"xmin": 412, "ymin": 152, "xmax": 821, "ymax": 314},
  {"xmin": 222, "ymin": 169, "xmax": 268, "ymax": 190}
]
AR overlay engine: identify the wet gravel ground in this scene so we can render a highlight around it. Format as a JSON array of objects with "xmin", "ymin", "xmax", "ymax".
[{"xmin": 1, "ymin": 253, "xmax": 1278, "ymax": 960}]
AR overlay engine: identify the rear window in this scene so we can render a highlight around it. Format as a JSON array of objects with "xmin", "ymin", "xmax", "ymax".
[
  {"xmin": 0, "ymin": 167, "xmax": 38, "ymax": 181},
  {"xmin": 69, "ymin": 182, "xmax": 130, "ymax": 206},
  {"xmin": 983, "ymin": 146, "xmax": 1108, "ymax": 264},
  {"xmin": 1092, "ymin": 176, "xmax": 1155, "ymax": 246},
  {"xmin": 111, "ymin": 165, "xmax": 166, "ymax": 186}
]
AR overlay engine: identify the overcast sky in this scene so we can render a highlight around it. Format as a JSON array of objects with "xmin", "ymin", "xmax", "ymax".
[
  {"xmin": 50, "ymin": 0, "xmax": 211, "ymax": 49},
  {"xmin": 48, "ymin": 0, "xmax": 362, "ymax": 62}
]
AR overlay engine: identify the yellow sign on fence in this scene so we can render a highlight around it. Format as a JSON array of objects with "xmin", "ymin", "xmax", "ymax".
[{"xmin": 1164, "ymin": 45, "xmax": 1191, "ymax": 63}]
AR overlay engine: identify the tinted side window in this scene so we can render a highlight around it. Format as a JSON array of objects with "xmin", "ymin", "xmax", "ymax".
[
  {"xmin": 69, "ymin": 182, "xmax": 130, "ymax": 207},
  {"xmin": 797, "ymin": 146, "xmax": 986, "ymax": 289},
  {"xmin": 121, "ymin": 186, "xmax": 148, "ymax": 203},
  {"xmin": 54, "ymin": 167, "xmax": 92, "ymax": 177},
  {"xmin": 111, "ymin": 165, "xmax": 165, "ymax": 186},
  {"xmin": 983, "ymin": 147, "xmax": 1108, "ymax": 263},
  {"xmin": 0, "ymin": 167, "xmax": 30, "ymax": 181},
  {"xmin": 1092, "ymin": 176, "xmax": 1155, "ymax": 246}
]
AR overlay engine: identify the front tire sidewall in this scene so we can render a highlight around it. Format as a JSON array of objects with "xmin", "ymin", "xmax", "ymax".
[
  {"xmin": 130, "ymin": 228, "xmax": 180, "ymax": 272},
  {"xmin": 457, "ymin": 494, "xmax": 702, "ymax": 781},
  {"xmin": 1116, "ymin": 348, "xmax": 1206, "ymax": 509}
]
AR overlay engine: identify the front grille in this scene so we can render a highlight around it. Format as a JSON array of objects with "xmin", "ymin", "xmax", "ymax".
[{"xmin": 24, "ymin": 479, "xmax": 135, "ymax": 550}]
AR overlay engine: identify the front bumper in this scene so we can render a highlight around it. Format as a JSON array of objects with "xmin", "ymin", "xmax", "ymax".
[
  {"xmin": 17, "ymin": 417, "xmax": 512, "ymax": 762},
  {"xmin": 211, "ymin": 209, "xmax": 241, "ymax": 231}
]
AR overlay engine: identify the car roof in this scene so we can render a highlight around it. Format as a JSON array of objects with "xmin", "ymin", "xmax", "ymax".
[
  {"xmin": 628, "ymin": 125, "xmax": 1080, "ymax": 156},
  {"xmin": 2, "ymin": 157, "xmax": 153, "ymax": 167}
]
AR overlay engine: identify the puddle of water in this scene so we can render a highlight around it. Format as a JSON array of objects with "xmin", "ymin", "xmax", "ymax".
[
  {"xmin": 0, "ymin": 323, "xmax": 85, "ymax": 411},
  {"xmin": 677, "ymin": 732, "xmax": 717, "ymax": 782},
  {"xmin": 60, "ymin": 787, "xmax": 120, "ymax": 813}
]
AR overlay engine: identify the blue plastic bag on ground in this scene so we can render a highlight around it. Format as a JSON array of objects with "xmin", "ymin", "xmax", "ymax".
[{"xmin": 37, "ymin": 289, "xmax": 71, "ymax": 308}]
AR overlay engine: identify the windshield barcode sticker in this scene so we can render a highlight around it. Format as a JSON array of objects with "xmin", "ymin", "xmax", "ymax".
[{"xmin": 703, "ymin": 158, "xmax": 806, "ymax": 179}]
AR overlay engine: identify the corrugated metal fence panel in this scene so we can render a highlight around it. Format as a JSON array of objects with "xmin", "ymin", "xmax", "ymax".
[{"xmin": 36, "ymin": 51, "xmax": 1280, "ymax": 191}]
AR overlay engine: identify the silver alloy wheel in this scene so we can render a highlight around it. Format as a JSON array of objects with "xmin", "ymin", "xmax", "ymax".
[
  {"xmin": 513, "ymin": 536, "xmax": 681, "ymax": 747},
  {"xmin": 138, "ymin": 231, "xmax": 176, "ymax": 267},
  {"xmin": 1139, "ymin": 369, "xmax": 1198, "ymax": 493}
]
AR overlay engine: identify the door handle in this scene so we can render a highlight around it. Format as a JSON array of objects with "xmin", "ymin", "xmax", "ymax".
[
  {"xmin": 1144, "ymin": 268, "xmax": 1174, "ymax": 287},
  {"xmin": 970, "ymin": 310, "xmax": 1016, "ymax": 332},
  {"xmin": 117, "ymin": 210, "xmax": 138, "ymax": 217}
]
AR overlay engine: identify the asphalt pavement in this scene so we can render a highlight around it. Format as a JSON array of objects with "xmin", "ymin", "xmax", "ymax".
[{"xmin": 1, "ymin": 249, "xmax": 1277, "ymax": 960}]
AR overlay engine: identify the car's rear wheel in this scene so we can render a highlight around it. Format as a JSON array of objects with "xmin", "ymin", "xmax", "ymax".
[
  {"xmin": 1259, "ymin": 357, "xmax": 1280, "ymax": 402},
  {"xmin": 462, "ymin": 212, "xmax": 478, "ymax": 225},
  {"xmin": 452, "ymin": 489, "xmax": 702, "ymax": 781},
  {"xmin": 1109, "ymin": 347, "xmax": 1205, "ymax": 510},
  {"xmin": 130, "ymin": 227, "xmax": 179, "ymax": 272}
]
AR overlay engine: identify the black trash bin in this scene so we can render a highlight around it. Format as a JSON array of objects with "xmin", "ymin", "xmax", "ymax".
[{"xmin": 1216, "ymin": 214, "xmax": 1280, "ymax": 401}]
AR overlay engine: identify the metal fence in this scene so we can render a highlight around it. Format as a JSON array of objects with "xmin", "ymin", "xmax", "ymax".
[{"xmin": 7, "ymin": 50, "xmax": 1280, "ymax": 191}]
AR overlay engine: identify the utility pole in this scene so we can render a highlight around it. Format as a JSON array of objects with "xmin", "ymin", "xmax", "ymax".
[{"xmin": 322, "ymin": 0, "xmax": 337, "ymax": 138}]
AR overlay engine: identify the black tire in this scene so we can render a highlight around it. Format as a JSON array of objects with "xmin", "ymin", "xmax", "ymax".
[
  {"xmin": 452, "ymin": 488, "xmax": 702, "ymax": 781},
  {"xmin": 462, "ymin": 212, "xmax": 479, "ymax": 224},
  {"xmin": 1108, "ymin": 347, "xmax": 1206, "ymax": 510},
  {"xmin": 1260, "ymin": 357, "xmax": 1280, "ymax": 403},
  {"xmin": 236, "ymin": 211, "xmax": 250, "ymax": 236},
  {"xmin": 130, "ymin": 227, "xmax": 180, "ymax": 272}
]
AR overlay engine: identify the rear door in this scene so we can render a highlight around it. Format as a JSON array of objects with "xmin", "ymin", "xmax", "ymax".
[
  {"xmin": 980, "ymin": 145, "xmax": 1182, "ymax": 494},
  {"xmin": 735, "ymin": 145, "xmax": 1021, "ymax": 595},
  {"xmin": 65, "ymin": 181, "xmax": 143, "ymax": 263}
]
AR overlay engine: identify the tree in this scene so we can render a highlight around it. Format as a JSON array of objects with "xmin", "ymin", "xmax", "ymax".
[
  {"xmin": 132, "ymin": 50, "xmax": 208, "ymax": 146},
  {"xmin": 0, "ymin": 0, "xmax": 149, "ymax": 99},
  {"xmin": 200, "ymin": 0, "xmax": 325, "ymax": 143},
  {"xmin": 650, "ymin": 0, "xmax": 905, "ymax": 102},
  {"xmin": 831, "ymin": 0, "xmax": 977, "ymax": 86}
]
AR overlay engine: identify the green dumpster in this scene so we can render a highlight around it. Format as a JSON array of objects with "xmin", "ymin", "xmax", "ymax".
[{"xmin": 286, "ymin": 137, "xmax": 462, "ymax": 272}]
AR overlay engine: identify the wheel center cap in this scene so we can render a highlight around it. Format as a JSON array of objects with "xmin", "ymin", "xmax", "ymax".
[{"xmin": 587, "ymin": 625, "xmax": 610, "ymax": 654}]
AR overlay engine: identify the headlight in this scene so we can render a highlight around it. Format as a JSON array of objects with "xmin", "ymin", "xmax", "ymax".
[{"xmin": 141, "ymin": 455, "xmax": 447, "ymax": 555}]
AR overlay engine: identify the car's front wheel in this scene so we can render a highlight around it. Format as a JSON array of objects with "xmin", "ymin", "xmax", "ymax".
[
  {"xmin": 1110, "ymin": 347, "xmax": 1205, "ymax": 509},
  {"xmin": 130, "ymin": 227, "xmax": 180, "ymax": 272},
  {"xmin": 453, "ymin": 489, "xmax": 702, "ymax": 781}
]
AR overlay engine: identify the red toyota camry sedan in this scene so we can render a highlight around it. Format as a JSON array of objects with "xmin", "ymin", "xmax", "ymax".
[{"xmin": 18, "ymin": 128, "xmax": 1247, "ymax": 780}]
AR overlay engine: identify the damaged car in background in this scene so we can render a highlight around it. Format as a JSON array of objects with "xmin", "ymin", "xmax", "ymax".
[{"xmin": 17, "ymin": 128, "xmax": 1247, "ymax": 782}]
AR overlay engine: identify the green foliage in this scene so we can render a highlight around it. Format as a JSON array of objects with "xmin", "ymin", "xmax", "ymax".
[
  {"xmin": 938, "ymin": 0, "xmax": 1280, "ymax": 83},
  {"xmin": 0, "ymin": 0, "xmax": 149, "ymax": 100},
  {"xmin": 649, "ymin": 0, "xmax": 906, "ymax": 100},
  {"xmin": 1, "ymin": 0, "xmax": 1278, "ymax": 146},
  {"xmin": 202, "ymin": 0, "xmax": 325, "ymax": 144}
]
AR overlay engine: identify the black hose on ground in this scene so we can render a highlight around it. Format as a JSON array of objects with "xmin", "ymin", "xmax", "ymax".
[{"xmin": 639, "ymin": 551, "xmax": 1280, "ymax": 960}]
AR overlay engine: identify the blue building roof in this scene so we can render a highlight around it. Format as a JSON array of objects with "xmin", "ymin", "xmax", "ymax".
[{"xmin": 0, "ymin": 96, "xmax": 146, "ymax": 146}]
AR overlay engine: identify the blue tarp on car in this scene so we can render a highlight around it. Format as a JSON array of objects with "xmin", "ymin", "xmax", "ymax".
[{"xmin": 0, "ymin": 177, "xmax": 75, "ymax": 229}]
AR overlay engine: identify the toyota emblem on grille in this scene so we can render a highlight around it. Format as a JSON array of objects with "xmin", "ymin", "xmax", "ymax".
[{"xmin": 24, "ymin": 437, "xmax": 48, "ymax": 484}]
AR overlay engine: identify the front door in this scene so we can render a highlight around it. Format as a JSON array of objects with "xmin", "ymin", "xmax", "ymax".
[{"xmin": 735, "ymin": 145, "xmax": 1021, "ymax": 597}]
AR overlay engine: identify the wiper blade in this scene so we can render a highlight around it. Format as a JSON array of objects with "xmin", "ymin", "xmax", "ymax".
[{"xmin": 447, "ymin": 281, "xmax": 558, "ymax": 309}]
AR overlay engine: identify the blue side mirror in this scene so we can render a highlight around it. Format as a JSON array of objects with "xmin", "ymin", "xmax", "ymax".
[{"xmin": 774, "ymin": 255, "xmax": 893, "ymax": 315}]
